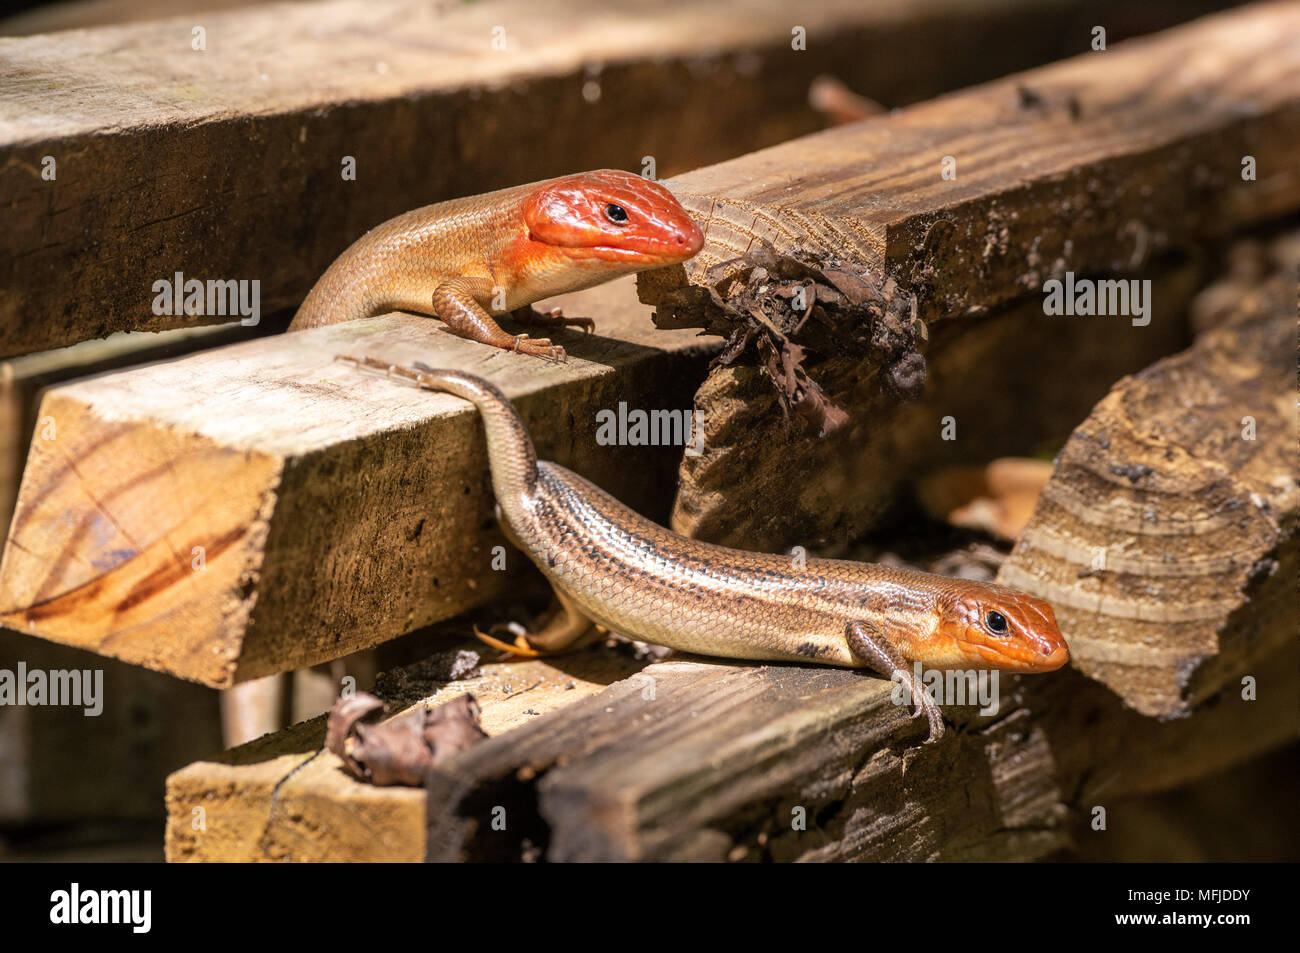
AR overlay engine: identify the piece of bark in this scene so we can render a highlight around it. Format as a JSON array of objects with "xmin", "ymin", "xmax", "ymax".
[
  {"xmin": 668, "ymin": 259, "xmax": 1198, "ymax": 548},
  {"xmin": 0, "ymin": 279, "xmax": 715, "ymax": 686},
  {"xmin": 998, "ymin": 272, "xmax": 1297, "ymax": 717}
]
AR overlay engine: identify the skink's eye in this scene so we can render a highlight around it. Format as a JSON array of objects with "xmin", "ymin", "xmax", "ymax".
[
  {"xmin": 985, "ymin": 611, "xmax": 1010, "ymax": 635},
  {"xmin": 605, "ymin": 203, "xmax": 628, "ymax": 224}
]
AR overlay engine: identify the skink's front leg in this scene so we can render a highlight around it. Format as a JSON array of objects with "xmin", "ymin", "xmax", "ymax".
[
  {"xmin": 431, "ymin": 276, "xmax": 567, "ymax": 362},
  {"xmin": 846, "ymin": 620, "xmax": 944, "ymax": 744}
]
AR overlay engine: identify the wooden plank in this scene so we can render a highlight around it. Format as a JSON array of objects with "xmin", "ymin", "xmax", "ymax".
[
  {"xmin": 0, "ymin": 321, "xmax": 268, "ymax": 534},
  {"xmin": 162, "ymin": 624, "xmax": 1296, "ymax": 862},
  {"xmin": 521, "ymin": 645, "xmax": 1297, "ymax": 862},
  {"xmin": 635, "ymin": 1, "xmax": 1300, "ymax": 549},
  {"xmin": 641, "ymin": 2, "xmax": 1300, "ymax": 321},
  {"xmin": 164, "ymin": 633, "xmax": 650, "ymax": 862},
  {"xmin": 670, "ymin": 257, "xmax": 1198, "ymax": 549},
  {"xmin": 997, "ymin": 270, "xmax": 1296, "ymax": 717},
  {"xmin": 0, "ymin": 278, "xmax": 716, "ymax": 686},
  {"xmin": 0, "ymin": 0, "xmax": 1237, "ymax": 356}
]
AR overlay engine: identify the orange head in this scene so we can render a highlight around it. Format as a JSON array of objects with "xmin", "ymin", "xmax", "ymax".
[
  {"xmin": 933, "ymin": 580, "xmax": 1069, "ymax": 672},
  {"xmin": 520, "ymin": 169, "xmax": 704, "ymax": 266}
]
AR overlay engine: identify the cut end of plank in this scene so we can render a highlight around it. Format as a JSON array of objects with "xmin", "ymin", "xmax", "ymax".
[{"xmin": 0, "ymin": 392, "xmax": 280, "ymax": 686}]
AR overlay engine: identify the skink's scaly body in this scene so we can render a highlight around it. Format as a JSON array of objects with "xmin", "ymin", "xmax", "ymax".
[
  {"xmin": 339, "ymin": 358, "xmax": 1071, "ymax": 743},
  {"xmin": 292, "ymin": 170, "xmax": 704, "ymax": 360}
]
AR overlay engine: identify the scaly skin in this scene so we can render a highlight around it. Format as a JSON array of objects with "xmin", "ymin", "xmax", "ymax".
[
  {"xmin": 337, "ymin": 356, "xmax": 1071, "ymax": 743},
  {"xmin": 291, "ymin": 170, "xmax": 704, "ymax": 361}
]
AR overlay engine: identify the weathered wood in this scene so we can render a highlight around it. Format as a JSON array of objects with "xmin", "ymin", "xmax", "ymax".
[
  {"xmin": 636, "ymin": 2, "xmax": 1300, "ymax": 549},
  {"xmin": 164, "ymin": 635, "xmax": 650, "ymax": 862},
  {"xmin": 671, "ymin": 258, "xmax": 1198, "ymax": 548},
  {"xmin": 641, "ymin": 2, "xmax": 1300, "ymax": 321},
  {"xmin": 0, "ymin": 0, "xmax": 1209, "ymax": 357},
  {"xmin": 421, "ymin": 639, "xmax": 1297, "ymax": 862},
  {"xmin": 0, "ymin": 278, "xmax": 716, "ymax": 686},
  {"xmin": 997, "ymin": 271, "xmax": 1297, "ymax": 717},
  {"xmin": 161, "ymin": 628, "xmax": 1296, "ymax": 862}
]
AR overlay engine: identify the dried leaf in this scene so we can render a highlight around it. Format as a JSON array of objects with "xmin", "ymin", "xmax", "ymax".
[{"xmin": 326, "ymin": 691, "xmax": 488, "ymax": 787}]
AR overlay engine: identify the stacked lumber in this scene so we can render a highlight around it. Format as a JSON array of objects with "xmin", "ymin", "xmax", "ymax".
[
  {"xmin": 638, "ymin": 1, "xmax": 1300, "ymax": 551},
  {"xmin": 3, "ymin": 0, "xmax": 1191, "ymax": 354},
  {"xmin": 0, "ymin": 0, "xmax": 1294, "ymax": 862}
]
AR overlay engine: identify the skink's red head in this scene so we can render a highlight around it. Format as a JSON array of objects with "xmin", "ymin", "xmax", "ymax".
[
  {"xmin": 521, "ymin": 169, "xmax": 704, "ymax": 266},
  {"xmin": 934, "ymin": 581, "xmax": 1069, "ymax": 672}
]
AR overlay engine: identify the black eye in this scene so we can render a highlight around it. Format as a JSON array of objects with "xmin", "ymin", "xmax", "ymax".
[
  {"xmin": 605, "ymin": 203, "xmax": 628, "ymax": 224},
  {"xmin": 985, "ymin": 611, "xmax": 1009, "ymax": 635}
]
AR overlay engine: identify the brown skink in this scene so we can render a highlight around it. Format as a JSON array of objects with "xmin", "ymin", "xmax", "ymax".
[
  {"xmin": 337, "ymin": 356, "xmax": 1070, "ymax": 743},
  {"xmin": 291, "ymin": 170, "xmax": 704, "ymax": 361}
]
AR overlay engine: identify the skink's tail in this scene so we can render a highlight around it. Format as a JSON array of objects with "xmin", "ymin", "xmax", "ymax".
[{"xmin": 335, "ymin": 355, "xmax": 539, "ymax": 498}]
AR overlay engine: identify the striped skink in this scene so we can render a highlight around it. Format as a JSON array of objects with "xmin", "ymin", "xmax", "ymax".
[{"xmin": 336, "ymin": 357, "xmax": 1070, "ymax": 743}]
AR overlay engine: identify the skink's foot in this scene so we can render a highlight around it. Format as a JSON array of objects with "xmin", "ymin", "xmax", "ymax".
[
  {"xmin": 474, "ymin": 593, "xmax": 601, "ymax": 659},
  {"xmin": 511, "ymin": 304, "xmax": 596, "ymax": 335},
  {"xmin": 911, "ymin": 688, "xmax": 945, "ymax": 745},
  {"xmin": 474, "ymin": 621, "xmax": 549, "ymax": 658},
  {"xmin": 846, "ymin": 618, "xmax": 946, "ymax": 745},
  {"xmin": 511, "ymin": 334, "xmax": 567, "ymax": 364}
]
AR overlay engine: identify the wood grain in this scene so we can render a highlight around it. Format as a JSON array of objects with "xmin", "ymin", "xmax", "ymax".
[
  {"xmin": 0, "ymin": 322, "xmax": 268, "ymax": 535},
  {"xmin": 0, "ymin": 0, "xmax": 1196, "ymax": 356},
  {"xmin": 162, "ymin": 630, "xmax": 1298, "ymax": 861},
  {"xmin": 641, "ymin": 2, "xmax": 1300, "ymax": 322},
  {"xmin": 0, "ymin": 279, "xmax": 715, "ymax": 686},
  {"xmin": 998, "ymin": 271, "xmax": 1297, "ymax": 717},
  {"xmin": 635, "ymin": 1, "xmax": 1300, "ymax": 550}
]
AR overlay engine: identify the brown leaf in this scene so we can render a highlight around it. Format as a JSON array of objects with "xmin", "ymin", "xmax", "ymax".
[{"xmin": 325, "ymin": 691, "xmax": 488, "ymax": 787}]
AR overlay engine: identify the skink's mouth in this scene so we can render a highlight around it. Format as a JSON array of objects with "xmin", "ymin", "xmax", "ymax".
[
  {"xmin": 973, "ymin": 641, "xmax": 1070, "ymax": 672},
  {"xmin": 558, "ymin": 243, "xmax": 697, "ymax": 265}
]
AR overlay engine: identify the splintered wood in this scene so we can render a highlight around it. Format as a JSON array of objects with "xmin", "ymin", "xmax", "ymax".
[
  {"xmin": 637, "ymin": 2, "xmax": 1300, "ymax": 551},
  {"xmin": 999, "ymin": 270, "xmax": 1298, "ymax": 717}
]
